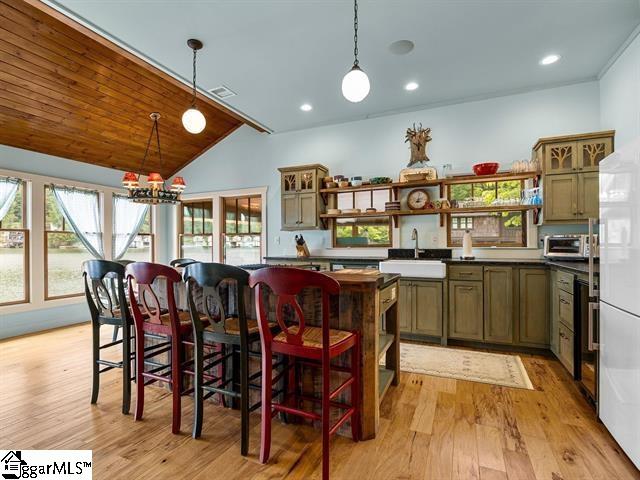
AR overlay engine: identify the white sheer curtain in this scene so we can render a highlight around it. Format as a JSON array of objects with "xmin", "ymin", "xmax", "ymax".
[
  {"xmin": 51, "ymin": 185, "xmax": 104, "ymax": 259},
  {"xmin": 0, "ymin": 177, "xmax": 20, "ymax": 222},
  {"xmin": 112, "ymin": 195, "xmax": 149, "ymax": 260}
]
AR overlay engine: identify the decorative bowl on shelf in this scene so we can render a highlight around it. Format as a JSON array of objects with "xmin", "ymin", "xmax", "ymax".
[
  {"xmin": 404, "ymin": 172, "xmax": 426, "ymax": 182},
  {"xmin": 365, "ymin": 207, "xmax": 377, "ymax": 213},
  {"xmin": 326, "ymin": 208, "xmax": 341, "ymax": 215},
  {"xmin": 472, "ymin": 162, "xmax": 500, "ymax": 176},
  {"xmin": 350, "ymin": 176, "xmax": 363, "ymax": 187}
]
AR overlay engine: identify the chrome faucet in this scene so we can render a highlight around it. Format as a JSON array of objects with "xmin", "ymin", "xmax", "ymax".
[{"xmin": 411, "ymin": 228, "xmax": 422, "ymax": 259}]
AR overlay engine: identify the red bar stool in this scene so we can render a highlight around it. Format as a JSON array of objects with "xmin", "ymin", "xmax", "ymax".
[
  {"xmin": 249, "ymin": 267, "xmax": 360, "ymax": 480},
  {"xmin": 125, "ymin": 262, "xmax": 196, "ymax": 434}
]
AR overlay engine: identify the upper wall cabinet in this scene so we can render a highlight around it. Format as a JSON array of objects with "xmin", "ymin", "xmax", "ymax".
[
  {"xmin": 278, "ymin": 164, "xmax": 328, "ymax": 230},
  {"xmin": 534, "ymin": 130, "xmax": 614, "ymax": 223}
]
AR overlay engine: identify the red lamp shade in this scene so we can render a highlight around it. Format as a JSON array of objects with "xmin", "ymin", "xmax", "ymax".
[
  {"xmin": 170, "ymin": 176, "xmax": 186, "ymax": 192},
  {"xmin": 122, "ymin": 171, "xmax": 139, "ymax": 188},
  {"xmin": 147, "ymin": 172, "xmax": 164, "ymax": 186}
]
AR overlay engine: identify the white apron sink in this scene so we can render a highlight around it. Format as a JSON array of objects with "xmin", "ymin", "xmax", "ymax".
[{"xmin": 378, "ymin": 259, "xmax": 446, "ymax": 279}]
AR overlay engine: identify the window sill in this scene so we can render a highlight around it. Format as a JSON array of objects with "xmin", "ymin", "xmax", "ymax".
[{"xmin": 0, "ymin": 296, "xmax": 85, "ymax": 315}]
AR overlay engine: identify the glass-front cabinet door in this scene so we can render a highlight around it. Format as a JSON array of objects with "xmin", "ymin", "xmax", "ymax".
[
  {"xmin": 282, "ymin": 172, "xmax": 298, "ymax": 193},
  {"xmin": 577, "ymin": 137, "xmax": 613, "ymax": 172},
  {"xmin": 544, "ymin": 141, "xmax": 577, "ymax": 174},
  {"xmin": 297, "ymin": 169, "xmax": 316, "ymax": 192}
]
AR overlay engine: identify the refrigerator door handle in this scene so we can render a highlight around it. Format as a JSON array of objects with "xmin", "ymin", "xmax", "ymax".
[
  {"xmin": 588, "ymin": 301, "xmax": 599, "ymax": 351},
  {"xmin": 588, "ymin": 218, "xmax": 599, "ymax": 298}
]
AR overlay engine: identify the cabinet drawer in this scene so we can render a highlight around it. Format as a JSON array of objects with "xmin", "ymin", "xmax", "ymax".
[
  {"xmin": 379, "ymin": 283, "xmax": 397, "ymax": 314},
  {"xmin": 558, "ymin": 323, "xmax": 574, "ymax": 374},
  {"xmin": 449, "ymin": 265, "xmax": 483, "ymax": 281},
  {"xmin": 558, "ymin": 289, "xmax": 574, "ymax": 331},
  {"xmin": 556, "ymin": 270, "xmax": 574, "ymax": 294}
]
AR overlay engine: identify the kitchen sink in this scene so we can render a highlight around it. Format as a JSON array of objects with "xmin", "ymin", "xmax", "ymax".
[{"xmin": 378, "ymin": 259, "xmax": 447, "ymax": 279}]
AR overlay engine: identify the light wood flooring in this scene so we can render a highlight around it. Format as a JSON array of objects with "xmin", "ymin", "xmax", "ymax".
[{"xmin": 1, "ymin": 324, "xmax": 638, "ymax": 479}]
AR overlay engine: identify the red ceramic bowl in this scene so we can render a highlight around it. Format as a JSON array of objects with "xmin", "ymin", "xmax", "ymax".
[{"xmin": 472, "ymin": 162, "xmax": 500, "ymax": 176}]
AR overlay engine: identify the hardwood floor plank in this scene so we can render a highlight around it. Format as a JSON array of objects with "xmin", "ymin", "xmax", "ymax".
[{"xmin": 1, "ymin": 325, "xmax": 638, "ymax": 480}]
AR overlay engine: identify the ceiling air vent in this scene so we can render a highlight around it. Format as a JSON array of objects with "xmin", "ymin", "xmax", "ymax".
[{"xmin": 207, "ymin": 85, "xmax": 237, "ymax": 99}]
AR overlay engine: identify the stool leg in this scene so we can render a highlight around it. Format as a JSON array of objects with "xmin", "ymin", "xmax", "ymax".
[
  {"xmin": 259, "ymin": 348, "xmax": 273, "ymax": 464},
  {"xmin": 351, "ymin": 335, "xmax": 361, "ymax": 442},
  {"xmin": 192, "ymin": 331, "xmax": 204, "ymax": 438},
  {"xmin": 232, "ymin": 344, "xmax": 240, "ymax": 410},
  {"xmin": 122, "ymin": 322, "xmax": 131, "ymax": 415},
  {"xmin": 321, "ymin": 355, "xmax": 331, "ymax": 480},
  {"xmin": 90, "ymin": 322, "xmax": 100, "ymax": 404},
  {"xmin": 171, "ymin": 335, "xmax": 182, "ymax": 434},
  {"xmin": 112, "ymin": 325, "xmax": 120, "ymax": 342},
  {"xmin": 240, "ymin": 340, "xmax": 249, "ymax": 456},
  {"xmin": 134, "ymin": 330, "xmax": 145, "ymax": 421}
]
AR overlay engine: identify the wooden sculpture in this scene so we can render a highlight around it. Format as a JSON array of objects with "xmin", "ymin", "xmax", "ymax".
[{"xmin": 405, "ymin": 124, "xmax": 432, "ymax": 166}]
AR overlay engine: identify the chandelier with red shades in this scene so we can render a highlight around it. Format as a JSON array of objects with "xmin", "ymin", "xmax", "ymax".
[{"xmin": 122, "ymin": 112, "xmax": 186, "ymax": 204}]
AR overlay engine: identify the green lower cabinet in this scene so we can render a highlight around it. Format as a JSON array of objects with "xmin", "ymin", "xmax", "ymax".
[
  {"xmin": 398, "ymin": 280, "xmax": 443, "ymax": 337},
  {"xmin": 448, "ymin": 280, "xmax": 484, "ymax": 340},
  {"xmin": 518, "ymin": 268, "xmax": 550, "ymax": 346},
  {"xmin": 413, "ymin": 281, "xmax": 443, "ymax": 336},
  {"xmin": 483, "ymin": 267, "xmax": 513, "ymax": 344}
]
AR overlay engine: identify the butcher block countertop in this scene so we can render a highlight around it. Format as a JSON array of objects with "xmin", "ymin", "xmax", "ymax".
[{"xmin": 325, "ymin": 268, "xmax": 400, "ymax": 288}]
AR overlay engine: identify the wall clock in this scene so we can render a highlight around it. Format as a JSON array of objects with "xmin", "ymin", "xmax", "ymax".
[{"xmin": 407, "ymin": 189, "xmax": 430, "ymax": 210}]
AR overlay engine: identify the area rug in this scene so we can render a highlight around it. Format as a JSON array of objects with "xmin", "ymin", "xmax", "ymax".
[{"xmin": 398, "ymin": 343, "xmax": 534, "ymax": 390}]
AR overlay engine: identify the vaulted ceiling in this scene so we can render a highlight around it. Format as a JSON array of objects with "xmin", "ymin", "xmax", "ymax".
[
  {"xmin": 52, "ymin": 0, "xmax": 640, "ymax": 132},
  {"xmin": 0, "ymin": 0, "xmax": 264, "ymax": 177}
]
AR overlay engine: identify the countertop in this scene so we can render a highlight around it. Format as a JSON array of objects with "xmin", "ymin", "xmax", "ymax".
[
  {"xmin": 264, "ymin": 255, "xmax": 385, "ymax": 263},
  {"xmin": 326, "ymin": 269, "xmax": 400, "ymax": 288},
  {"xmin": 444, "ymin": 257, "xmax": 598, "ymax": 275}
]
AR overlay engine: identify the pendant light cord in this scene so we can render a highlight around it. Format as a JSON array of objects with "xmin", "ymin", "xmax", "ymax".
[
  {"xmin": 353, "ymin": 0, "xmax": 359, "ymax": 67},
  {"xmin": 138, "ymin": 117, "xmax": 163, "ymax": 184},
  {"xmin": 191, "ymin": 47, "xmax": 197, "ymax": 107}
]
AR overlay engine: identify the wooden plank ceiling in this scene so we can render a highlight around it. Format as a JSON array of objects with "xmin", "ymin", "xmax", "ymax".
[{"xmin": 0, "ymin": 0, "xmax": 264, "ymax": 178}]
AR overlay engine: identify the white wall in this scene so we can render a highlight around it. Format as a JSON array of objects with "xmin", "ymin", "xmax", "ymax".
[
  {"xmin": 178, "ymin": 81, "xmax": 601, "ymax": 258},
  {"xmin": 599, "ymin": 32, "xmax": 640, "ymax": 147}
]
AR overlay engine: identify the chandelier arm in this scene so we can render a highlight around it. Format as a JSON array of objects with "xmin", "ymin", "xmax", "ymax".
[{"xmin": 138, "ymin": 118, "xmax": 156, "ymax": 179}]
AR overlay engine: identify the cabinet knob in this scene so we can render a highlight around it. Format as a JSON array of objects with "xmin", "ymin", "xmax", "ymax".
[{"xmin": 579, "ymin": 211, "xmax": 584, "ymax": 215}]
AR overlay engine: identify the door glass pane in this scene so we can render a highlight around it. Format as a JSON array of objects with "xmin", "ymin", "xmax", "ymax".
[
  {"xmin": 180, "ymin": 235, "xmax": 212, "ymax": 262},
  {"xmin": 45, "ymin": 187, "xmax": 64, "ymax": 231},
  {"xmin": 223, "ymin": 234, "xmax": 260, "ymax": 265},
  {"xmin": 238, "ymin": 198, "xmax": 249, "ymax": 234},
  {"xmin": 250, "ymin": 197, "xmax": 262, "ymax": 234},
  {"xmin": 0, "ymin": 230, "xmax": 26, "ymax": 303},
  {"xmin": 224, "ymin": 198, "xmax": 236, "ymax": 234},
  {"xmin": 0, "ymin": 183, "xmax": 23, "ymax": 228},
  {"xmin": 204, "ymin": 202, "xmax": 213, "ymax": 234},
  {"xmin": 46, "ymin": 232, "xmax": 89, "ymax": 297}
]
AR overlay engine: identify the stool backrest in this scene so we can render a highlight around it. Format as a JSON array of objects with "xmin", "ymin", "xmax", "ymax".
[
  {"xmin": 82, "ymin": 259, "xmax": 128, "ymax": 322},
  {"xmin": 248, "ymin": 267, "xmax": 339, "ymax": 347},
  {"xmin": 183, "ymin": 262, "xmax": 249, "ymax": 335},
  {"xmin": 170, "ymin": 258, "xmax": 197, "ymax": 268},
  {"xmin": 125, "ymin": 262, "xmax": 181, "ymax": 332}
]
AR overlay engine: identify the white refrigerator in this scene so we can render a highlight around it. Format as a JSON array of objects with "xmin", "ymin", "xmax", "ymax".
[{"xmin": 598, "ymin": 137, "xmax": 640, "ymax": 469}]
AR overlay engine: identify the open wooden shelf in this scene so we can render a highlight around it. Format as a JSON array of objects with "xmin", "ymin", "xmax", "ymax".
[
  {"xmin": 320, "ymin": 204, "xmax": 542, "ymax": 219},
  {"xmin": 378, "ymin": 333, "xmax": 395, "ymax": 360},
  {"xmin": 378, "ymin": 367, "xmax": 395, "ymax": 403},
  {"xmin": 319, "ymin": 170, "xmax": 540, "ymax": 195}
]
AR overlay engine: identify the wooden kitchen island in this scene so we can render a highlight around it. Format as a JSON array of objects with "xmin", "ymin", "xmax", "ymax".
[{"xmin": 321, "ymin": 269, "xmax": 400, "ymax": 439}]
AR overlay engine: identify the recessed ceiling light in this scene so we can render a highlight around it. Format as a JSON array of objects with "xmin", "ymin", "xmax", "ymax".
[
  {"xmin": 540, "ymin": 54, "xmax": 560, "ymax": 65},
  {"xmin": 405, "ymin": 81, "xmax": 419, "ymax": 91},
  {"xmin": 389, "ymin": 40, "xmax": 415, "ymax": 55},
  {"xmin": 300, "ymin": 103, "xmax": 313, "ymax": 112}
]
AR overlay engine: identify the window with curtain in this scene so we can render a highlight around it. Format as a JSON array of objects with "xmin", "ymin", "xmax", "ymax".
[
  {"xmin": 180, "ymin": 200, "xmax": 213, "ymax": 262},
  {"xmin": 222, "ymin": 196, "xmax": 262, "ymax": 265},
  {"xmin": 0, "ymin": 178, "xmax": 29, "ymax": 305},
  {"xmin": 113, "ymin": 195, "xmax": 153, "ymax": 261},
  {"xmin": 45, "ymin": 185, "xmax": 96, "ymax": 299}
]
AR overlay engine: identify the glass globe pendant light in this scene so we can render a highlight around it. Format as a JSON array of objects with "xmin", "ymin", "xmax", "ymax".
[
  {"xmin": 342, "ymin": 0, "xmax": 370, "ymax": 103},
  {"xmin": 182, "ymin": 39, "xmax": 206, "ymax": 134}
]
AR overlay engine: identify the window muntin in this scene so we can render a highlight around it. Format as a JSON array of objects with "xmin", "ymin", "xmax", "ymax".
[
  {"xmin": 0, "ymin": 179, "xmax": 29, "ymax": 305},
  {"xmin": 180, "ymin": 200, "xmax": 213, "ymax": 262},
  {"xmin": 44, "ymin": 186, "xmax": 93, "ymax": 299},
  {"xmin": 120, "ymin": 207, "xmax": 154, "ymax": 262},
  {"xmin": 333, "ymin": 190, "xmax": 392, "ymax": 247},
  {"xmin": 222, "ymin": 195, "xmax": 262, "ymax": 265},
  {"xmin": 448, "ymin": 180, "xmax": 525, "ymax": 247}
]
